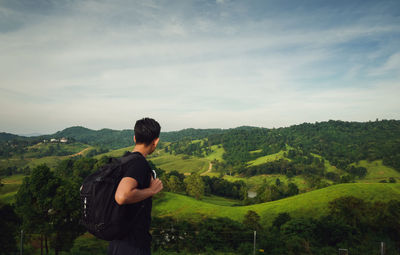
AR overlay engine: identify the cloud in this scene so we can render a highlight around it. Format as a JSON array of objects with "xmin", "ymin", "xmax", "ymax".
[
  {"xmin": 368, "ymin": 52, "xmax": 400, "ymax": 76},
  {"xmin": 0, "ymin": 0, "xmax": 399, "ymax": 133}
]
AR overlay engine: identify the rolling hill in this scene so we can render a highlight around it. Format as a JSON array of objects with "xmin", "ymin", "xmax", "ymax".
[{"xmin": 153, "ymin": 183, "xmax": 400, "ymax": 226}]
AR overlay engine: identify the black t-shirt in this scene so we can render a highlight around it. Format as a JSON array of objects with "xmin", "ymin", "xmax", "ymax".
[{"xmin": 116, "ymin": 152, "xmax": 153, "ymax": 248}]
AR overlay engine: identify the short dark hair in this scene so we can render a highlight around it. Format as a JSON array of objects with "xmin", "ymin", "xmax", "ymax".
[{"xmin": 134, "ymin": 118, "xmax": 161, "ymax": 145}]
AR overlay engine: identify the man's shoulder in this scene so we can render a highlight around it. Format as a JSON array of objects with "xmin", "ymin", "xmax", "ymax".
[{"xmin": 123, "ymin": 152, "xmax": 150, "ymax": 170}]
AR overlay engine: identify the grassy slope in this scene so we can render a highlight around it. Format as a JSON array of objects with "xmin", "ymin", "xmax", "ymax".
[
  {"xmin": 204, "ymin": 145, "xmax": 225, "ymax": 162},
  {"xmin": 0, "ymin": 174, "xmax": 24, "ymax": 203},
  {"xmin": 0, "ymin": 143, "xmax": 93, "ymax": 170},
  {"xmin": 25, "ymin": 142, "xmax": 88, "ymax": 157},
  {"xmin": 93, "ymin": 146, "xmax": 134, "ymax": 159},
  {"xmin": 149, "ymin": 154, "xmax": 209, "ymax": 174},
  {"xmin": 247, "ymin": 150, "xmax": 287, "ymax": 166},
  {"xmin": 153, "ymin": 183, "xmax": 400, "ymax": 226},
  {"xmin": 354, "ymin": 160, "xmax": 400, "ymax": 182}
]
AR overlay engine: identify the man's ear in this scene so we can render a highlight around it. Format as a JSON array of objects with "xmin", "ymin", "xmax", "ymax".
[
  {"xmin": 153, "ymin": 138, "xmax": 160, "ymax": 147},
  {"xmin": 134, "ymin": 135, "xmax": 136, "ymax": 144}
]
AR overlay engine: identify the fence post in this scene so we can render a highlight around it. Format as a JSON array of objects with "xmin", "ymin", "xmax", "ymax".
[
  {"xmin": 20, "ymin": 229, "xmax": 23, "ymax": 255},
  {"xmin": 381, "ymin": 242, "xmax": 385, "ymax": 255},
  {"xmin": 253, "ymin": 230, "xmax": 257, "ymax": 255}
]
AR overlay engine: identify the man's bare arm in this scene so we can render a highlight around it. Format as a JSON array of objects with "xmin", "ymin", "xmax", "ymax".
[{"xmin": 115, "ymin": 177, "xmax": 163, "ymax": 205}]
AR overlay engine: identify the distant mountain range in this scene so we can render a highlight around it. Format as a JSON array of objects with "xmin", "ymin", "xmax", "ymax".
[{"xmin": 0, "ymin": 126, "xmax": 230, "ymax": 149}]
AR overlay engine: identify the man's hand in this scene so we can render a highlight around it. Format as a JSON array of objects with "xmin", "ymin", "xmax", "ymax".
[{"xmin": 149, "ymin": 177, "xmax": 163, "ymax": 195}]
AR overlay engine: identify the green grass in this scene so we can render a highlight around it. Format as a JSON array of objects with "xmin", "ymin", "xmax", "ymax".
[
  {"xmin": 201, "ymin": 195, "xmax": 240, "ymax": 206},
  {"xmin": 2, "ymin": 174, "xmax": 25, "ymax": 184},
  {"xmin": 93, "ymin": 146, "xmax": 134, "ymax": 159},
  {"xmin": 24, "ymin": 142, "xmax": 89, "ymax": 158},
  {"xmin": 0, "ymin": 143, "xmax": 93, "ymax": 170},
  {"xmin": 0, "ymin": 184, "xmax": 21, "ymax": 204},
  {"xmin": 310, "ymin": 153, "xmax": 343, "ymax": 174},
  {"xmin": 247, "ymin": 150, "xmax": 287, "ymax": 166},
  {"xmin": 354, "ymin": 160, "xmax": 400, "ymax": 182},
  {"xmin": 204, "ymin": 145, "xmax": 225, "ymax": 162},
  {"xmin": 154, "ymin": 183, "xmax": 400, "ymax": 227},
  {"xmin": 0, "ymin": 158, "xmax": 30, "ymax": 169},
  {"xmin": 0, "ymin": 175, "xmax": 25, "ymax": 204},
  {"xmin": 26, "ymin": 156, "xmax": 65, "ymax": 169},
  {"xmin": 149, "ymin": 154, "xmax": 209, "ymax": 174}
]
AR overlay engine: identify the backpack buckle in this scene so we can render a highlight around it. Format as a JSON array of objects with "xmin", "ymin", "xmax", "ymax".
[{"xmin": 95, "ymin": 223, "xmax": 105, "ymax": 232}]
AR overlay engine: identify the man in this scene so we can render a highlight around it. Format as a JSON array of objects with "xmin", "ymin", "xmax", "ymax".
[{"xmin": 108, "ymin": 118, "xmax": 163, "ymax": 255}]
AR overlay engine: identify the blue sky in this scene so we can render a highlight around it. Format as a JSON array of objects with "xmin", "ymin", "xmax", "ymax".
[{"xmin": 0, "ymin": 0, "xmax": 399, "ymax": 134}]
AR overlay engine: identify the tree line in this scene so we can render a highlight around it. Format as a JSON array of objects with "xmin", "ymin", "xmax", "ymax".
[
  {"xmin": 207, "ymin": 120, "xmax": 400, "ymax": 173},
  {"xmin": 151, "ymin": 196, "xmax": 400, "ymax": 255}
]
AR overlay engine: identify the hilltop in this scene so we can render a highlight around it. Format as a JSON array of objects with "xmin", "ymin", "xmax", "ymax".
[{"xmin": 154, "ymin": 183, "xmax": 400, "ymax": 226}]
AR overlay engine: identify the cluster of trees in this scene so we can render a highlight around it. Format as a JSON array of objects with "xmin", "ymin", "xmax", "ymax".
[
  {"xmin": 1, "ymin": 156, "xmax": 108, "ymax": 254},
  {"xmin": 240, "ymin": 159, "xmax": 324, "ymax": 178},
  {"xmin": 160, "ymin": 128, "xmax": 225, "ymax": 142},
  {"xmin": 0, "ymin": 165, "xmax": 31, "ymax": 176},
  {"xmin": 3, "ymin": 120, "xmax": 400, "ymax": 172},
  {"xmin": 0, "ymin": 139, "xmax": 80, "ymax": 159},
  {"xmin": 28, "ymin": 144, "xmax": 79, "ymax": 158},
  {"xmin": 251, "ymin": 178, "xmax": 299, "ymax": 203},
  {"xmin": 151, "ymin": 196, "xmax": 400, "ymax": 254},
  {"xmin": 160, "ymin": 170, "xmax": 247, "ymax": 201},
  {"xmin": 166, "ymin": 139, "xmax": 212, "ymax": 157},
  {"xmin": 15, "ymin": 164, "xmax": 85, "ymax": 255},
  {"xmin": 206, "ymin": 120, "xmax": 400, "ymax": 173}
]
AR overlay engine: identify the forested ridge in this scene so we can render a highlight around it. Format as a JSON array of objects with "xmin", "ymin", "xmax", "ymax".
[
  {"xmin": 208, "ymin": 120, "xmax": 400, "ymax": 171},
  {"xmin": 2, "ymin": 120, "xmax": 400, "ymax": 172}
]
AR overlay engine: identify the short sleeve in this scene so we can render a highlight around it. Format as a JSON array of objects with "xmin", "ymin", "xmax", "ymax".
[{"xmin": 122, "ymin": 155, "xmax": 151, "ymax": 189}]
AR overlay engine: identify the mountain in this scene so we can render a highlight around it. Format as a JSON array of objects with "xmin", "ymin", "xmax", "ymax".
[{"xmin": 0, "ymin": 132, "xmax": 26, "ymax": 142}]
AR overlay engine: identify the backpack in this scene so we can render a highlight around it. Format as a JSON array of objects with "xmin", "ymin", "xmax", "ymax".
[{"xmin": 80, "ymin": 153, "xmax": 143, "ymax": 241}]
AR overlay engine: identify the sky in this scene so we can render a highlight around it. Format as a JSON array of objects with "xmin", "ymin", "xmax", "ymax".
[{"xmin": 1, "ymin": 0, "xmax": 399, "ymax": 135}]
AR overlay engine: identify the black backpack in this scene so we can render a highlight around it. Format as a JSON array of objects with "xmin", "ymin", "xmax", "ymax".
[{"xmin": 80, "ymin": 153, "xmax": 143, "ymax": 241}]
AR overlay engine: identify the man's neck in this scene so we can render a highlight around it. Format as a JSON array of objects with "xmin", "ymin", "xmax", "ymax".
[{"xmin": 132, "ymin": 144, "xmax": 150, "ymax": 158}]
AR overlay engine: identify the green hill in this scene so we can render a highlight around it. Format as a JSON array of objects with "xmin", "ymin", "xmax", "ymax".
[
  {"xmin": 153, "ymin": 183, "xmax": 400, "ymax": 226},
  {"xmin": 149, "ymin": 154, "xmax": 209, "ymax": 174}
]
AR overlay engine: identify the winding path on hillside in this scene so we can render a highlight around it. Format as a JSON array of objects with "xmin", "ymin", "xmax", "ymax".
[
  {"xmin": 201, "ymin": 162, "xmax": 213, "ymax": 176},
  {"xmin": 70, "ymin": 147, "xmax": 91, "ymax": 157}
]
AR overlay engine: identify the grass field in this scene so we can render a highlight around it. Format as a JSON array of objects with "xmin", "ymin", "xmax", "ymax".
[
  {"xmin": 93, "ymin": 146, "xmax": 134, "ymax": 159},
  {"xmin": 201, "ymin": 195, "xmax": 241, "ymax": 206},
  {"xmin": 247, "ymin": 150, "xmax": 287, "ymax": 166},
  {"xmin": 0, "ymin": 143, "xmax": 93, "ymax": 171},
  {"xmin": 149, "ymin": 154, "xmax": 209, "ymax": 174},
  {"xmin": 153, "ymin": 183, "xmax": 400, "ymax": 227},
  {"xmin": 26, "ymin": 156, "xmax": 65, "ymax": 169},
  {"xmin": 204, "ymin": 145, "xmax": 225, "ymax": 162},
  {"xmin": 25, "ymin": 142, "xmax": 89, "ymax": 158},
  {"xmin": 0, "ymin": 174, "xmax": 25, "ymax": 203},
  {"xmin": 310, "ymin": 153, "xmax": 343, "ymax": 174},
  {"xmin": 353, "ymin": 160, "xmax": 400, "ymax": 182}
]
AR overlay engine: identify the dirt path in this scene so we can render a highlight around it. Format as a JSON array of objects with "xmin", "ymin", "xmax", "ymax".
[
  {"xmin": 201, "ymin": 162, "xmax": 213, "ymax": 176},
  {"xmin": 70, "ymin": 147, "xmax": 91, "ymax": 157}
]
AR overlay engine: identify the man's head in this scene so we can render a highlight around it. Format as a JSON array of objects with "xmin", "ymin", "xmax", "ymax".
[{"xmin": 134, "ymin": 118, "xmax": 161, "ymax": 153}]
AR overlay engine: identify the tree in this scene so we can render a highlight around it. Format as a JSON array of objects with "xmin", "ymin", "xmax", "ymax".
[
  {"xmin": 273, "ymin": 212, "xmax": 291, "ymax": 230},
  {"xmin": 15, "ymin": 164, "xmax": 61, "ymax": 255},
  {"xmin": 243, "ymin": 210, "xmax": 261, "ymax": 231},
  {"xmin": 287, "ymin": 183, "xmax": 299, "ymax": 196},
  {"xmin": 328, "ymin": 196, "xmax": 367, "ymax": 228},
  {"xmin": 184, "ymin": 173, "xmax": 205, "ymax": 200},
  {"xmin": 0, "ymin": 203, "xmax": 19, "ymax": 254},
  {"xmin": 166, "ymin": 175, "xmax": 184, "ymax": 193},
  {"xmin": 49, "ymin": 179, "xmax": 85, "ymax": 255}
]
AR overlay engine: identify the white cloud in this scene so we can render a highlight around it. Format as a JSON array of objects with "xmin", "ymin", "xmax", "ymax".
[
  {"xmin": 368, "ymin": 52, "xmax": 400, "ymax": 76},
  {"xmin": 0, "ymin": 0, "xmax": 399, "ymax": 133}
]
